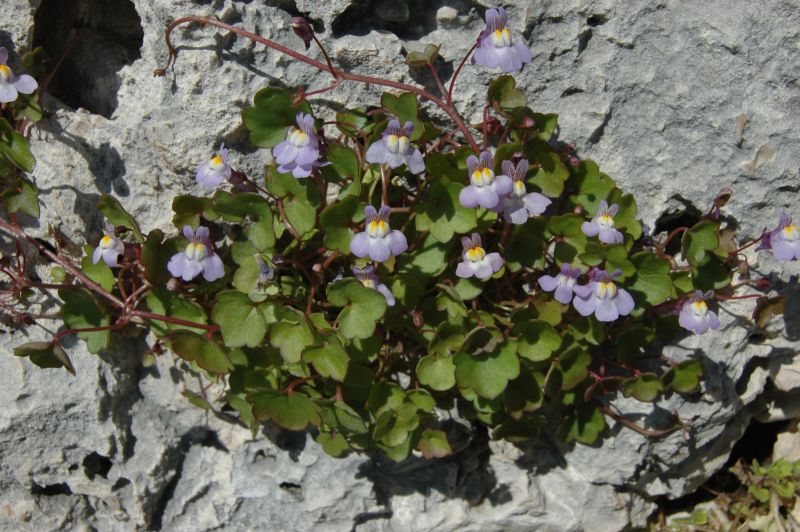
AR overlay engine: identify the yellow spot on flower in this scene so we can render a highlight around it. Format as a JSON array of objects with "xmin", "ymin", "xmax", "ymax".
[
  {"xmin": 210, "ymin": 155, "xmax": 223, "ymax": 167},
  {"xmin": 466, "ymin": 246, "xmax": 486, "ymax": 262},
  {"xmin": 361, "ymin": 279, "xmax": 376, "ymax": 289},
  {"xmin": 491, "ymin": 28, "xmax": 512, "ymax": 46},
  {"xmin": 692, "ymin": 300, "xmax": 708, "ymax": 314},
  {"xmin": 783, "ymin": 224, "xmax": 799, "ymax": 241},
  {"xmin": 368, "ymin": 220, "xmax": 389, "ymax": 238},
  {"xmin": 186, "ymin": 242, "xmax": 207, "ymax": 261},
  {"xmin": 471, "ymin": 168, "xmax": 495, "ymax": 187},
  {"xmin": 597, "ymin": 281, "xmax": 617, "ymax": 298},
  {"xmin": 598, "ymin": 214, "xmax": 615, "ymax": 227},
  {"xmin": 0, "ymin": 64, "xmax": 10, "ymax": 79},
  {"xmin": 513, "ymin": 180, "xmax": 526, "ymax": 196},
  {"xmin": 100, "ymin": 235, "xmax": 113, "ymax": 248}
]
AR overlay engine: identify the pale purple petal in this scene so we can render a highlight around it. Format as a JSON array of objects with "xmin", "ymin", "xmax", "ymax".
[
  {"xmin": 102, "ymin": 248, "xmax": 120, "ymax": 268},
  {"xmin": 366, "ymin": 141, "xmax": 389, "ymax": 164},
  {"xmin": 523, "ymin": 193, "xmax": 551, "ymax": 216},
  {"xmin": 386, "ymin": 230, "xmax": 408, "ymax": 256},
  {"xmin": 538, "ymin": 275, "xmax": 558, "ymax": 292},
  {"xmin": 554, "ymin": 285, "xmax": 574, "ymax": 304},
  {"xmin": 274, "ymin": 143, "xmax": 300, "ymax": 165},
  {"xmin": 195, "ymin": 226, "xmax": 210, "ymax": 242},
  {"xmin": 459, "ymin": 185, "xmax": 482, "ymax": 208},
  {"xmin": 582, "ymin": 221, "xmax": 600, "ymax": 237},
  {"xmin": 572, "ymin": 284, "xmax": 592, "ymax": 299},
  {"xmin": 598, "ymin": 227, "xmax": 624, "ymax": 244},
  {"xmin": 168, "ymin": 253, "xmax": 189, "ymax": 279},
  {"xmin": 295, "ymin": 145, "xmax": 320, "ymax": 166},
  {"xmin": 201, "ymin": 253, "xmax": 225, "ymax": 282},
  {"xmin": 678, "ymin": 307, "xmax": 697, "ymax": 332},
  {"xmin": 181, "ymin": 259, "xmax": 203, "ymax": 281},
  {"xmin": 486, "ymin": 252, "xmax": 504, "ymax": 273},
  {"xmin": 493, "ymin": 174, "xmax": 513, "ymax": 196},
  {"xmin": 350, "ymin": 232, "xmax": 370, "ymax": 257},
  {"xmin": 182, "ymin": 226, "xmax": 195, "ymax": 240},
  {"xmin": 377, "ymin": 205, "xmax": 391, "ymax": 220},
  {"xmin": 614, "ymin": 288, "xmax": 635, "ymax": 316},
  {"xmin": 772, "ymin": 239, "xmax": 800, "ymax": 261},
  {"xmin": 472, "ymin": 186, "xmax": 499, "ymax": 209},
  {"xmin": 12, "ymin": 74, "xmax": 37, "ymax": 94},
  {"xmin": 594, "ymin": 299, "xmax": 619, "ymax": 322},
  {"xmin": 386, "ymin": 151, "xmax": 406, "ymax": 168},
  {"xmin": 474, "ymin": 260, "xmax": 494, "ymax": 279},
  {"xmin": 572, "ymin": 294, "xmax": 596, "ymax": 317},
  {"xmin": 0, "ymin": 83, "xmax": 18, "ymax": 103},
  {"xmin": 707, "ymin": 311, "xmax": 720, "ymax": 331},
  {"xmin": 406, "ymin": 149, "xmax": 425, "ymax": 174},
  {"xmin": 289, "ymin": 162, "xmax": 313, "ymax": 178},
  {"xmin": 466, "ymin": 155, "xmax": 480, "ymax": 176},
  {"xmin": 365, "ymin": 206, "xmax": 378, "ymax": 221},
  {"xmin": 92, "ymin": 247, "xmax": 103, "ymax": 265},
  {"xmin": 607, "ymin": 204, "xmax": 620, "ymax": 216},
  {"xmin": 456, "ymin": 262, "xmax": 473, "ymax": 278},
  {"xmin": 377, "ymin": 284, "xmax": 396, "ymax": 307},
  {"xmin": 505, "ymin": 200, "xmax": 529, "ymax": 224},
  {"xmin": 368, "ymin": 237, "xmax": 391, "ymax": 262}
]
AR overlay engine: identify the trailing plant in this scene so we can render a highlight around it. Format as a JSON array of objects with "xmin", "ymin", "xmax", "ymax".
[{"xmin": 1, "ymin": 8, "xmax": 794, "ymax": 461}]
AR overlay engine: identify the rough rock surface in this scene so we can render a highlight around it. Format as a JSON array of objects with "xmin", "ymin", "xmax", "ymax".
[{"xmin": 1, "ymin": 0, "xmax": 799, "ymax": 530}]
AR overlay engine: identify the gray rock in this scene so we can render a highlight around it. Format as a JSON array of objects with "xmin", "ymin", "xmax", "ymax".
[{"xmin": 1, "ymin": 0, "xmax": 799, "ymax": 530}]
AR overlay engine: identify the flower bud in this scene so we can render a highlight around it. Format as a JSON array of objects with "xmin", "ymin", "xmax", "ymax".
[{"xmin": 289, "ymin": 17, "xmax": 314, "ymax": 50}]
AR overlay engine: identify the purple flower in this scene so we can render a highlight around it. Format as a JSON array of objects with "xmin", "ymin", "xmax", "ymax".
[
  {"xmin": 167, "ymin": 226, "xmax": 225, "ymax": 282},
  {"xmin": 678, "ymin": 291, "xmax": 720, "ymax": 335},
  {"xmin": 0, "ymin": 47, "xmax": 37, "ymax": 104},
  {"xmin": 350, "ymin": 206, "xmax": 408, "ymax": 262},
  {"xmin": 456, "ymin": 233, "xmax": 504, "ymax": 279},
  {"xmin": 492, "ymin": 160, "xmax": 551, "ymax": 224},
  {"xmin": 92, "ymin": 220, "xmax": 124, "ymax": 268},
  {"xmin": 459, "ymin": 151, "xmax": 512, "ymax": 210},
  {"xmin": 196, "ymin": 143, "xmax": 232, "ymax": 189},
  {"xmin": 572, "ymin": 269, "xmax": 634, "ymax": 322},
  {"xmin": 471, "ymin": 8, "xmax": 532, "ymax": 73},
  {"xmin": 272, "ymin": 112, "xmax": 322, "ymax": 178},
  {"xmin": 254, "ymin": 254, "xmax": 275, "ymax": 287},
  {"xmin": 289, "ymin": 17, "xmax": 315, "ymax": 50},
  {"xmin": 353, "ymin": 265, "xmax": 395, "ymax": 307},
  {"xmin": 581, "ymin": 200, "xmax": 624, "ymax": 244},
  {"xmin": 366, "ymin": 119, "xmax": 425, "ymax": 174},
  {"xmin": 763, "ymin": 212, "xmax": 800, "ymax": 261},
  {"xmin": 538, "ymin": 264, "xmax": 582, "ymax": 304}
]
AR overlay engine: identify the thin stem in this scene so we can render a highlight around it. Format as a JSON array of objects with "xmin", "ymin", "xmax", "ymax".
[
  {"xmin": 302, "ymin": 77, "xmax": 343, "ymax": 99},
  {"xmin": 715, "ymin": 293, "xmax": 761, "ymax": 301},
  {"xmin": 448, "ymin": 42, "xmax": 477, "ymax": 105},
  {"xmin": 311, "ymin": 34, "xmax": 337, "ymax": 79},
  {"xmin": 276, "ymin": 198, "xmax": 302, "ymax": 241},
  {"xmin": 154, "ymin": 16, "xmax": 480, "ymax": 153},
  {"xmin": 599, "ymin": 405, "xmax": 683, "ymax": 438},
  {"xmin": 660, "ymin": 226, "xmax": 687, "ymax": 250},
  {"xmin": 131, "ymin": 310, "xmax": 220, "ymax": 331},
  {"xmin": 732, "ymin": 235, "xmax": 763, "ymax": 255},
  {"xmin": 381, "ymin": 164, "xmax": 389, "ymax": 206},
  {"xmin": 427, "ymin": 63, "xmax": 447, "ymax": 99},
  {"xmin": 51, "ymin": 320, "xmax": 128, "ymax": 344}
]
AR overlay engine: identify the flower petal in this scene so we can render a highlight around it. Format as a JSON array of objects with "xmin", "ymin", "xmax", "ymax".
[
  {"xmin": 12, "ymin": 74, "xmax": 37, "ymax": 94},
  {"xmin": 572, "ymin": 294, "xmax": 596, "ymax": 317},
  {"xmin": 406, "ymin": 149, "xmax": 425, "ymax": 174},
  {"xmin": 493, "ymin": 174, "xmax": 513, "ymax": 196},
  {"xmin": 92, "ymin": 247, "xmax": 103, "ymax": 265},
  {"xmin": 523, "ymin": 193, "xmax": 551, "ymax": 216},
  {"xmin": 594, "ymin": 299, "xmax": 619, "ymax": 322},
  {"xmin": 201, "ymin": 253, "xmax": 225, "ymax": 282},
  {"xmin": 486, "ymin": 252, "xmax": 504, "ymax": 273},
  {"xmin": 614, "ymin": 288, "xmax": 635, "ymax": 316},
  {"xmin": 377, "ymin": 284, "xmax": 396, "ymax": 307},
  {"xmin": 537, "ymin": 275, "xmax": 558, "ymax": 292},
  {"xmin": 366, "ymin": 140, "xmax": 389, "ymax": 164},
  {"xmin": 0, "ymin": 82, "xmax": 18, "ymax": 104},
  {"xmin": 456, "ymin": 261, "xmax": 473, "ymax": 278},
  {"xmin": 554, "ymin": 285, "xmax": 574, "ymax": 304},
  {"xmin": 459, "ymin": 185, "xmax": 481, "ymax": 208},
  {"xmin": 368, "ymin": 236, "xmax": 391, "ymax": 262},
  {"xmin": 167, "ymin": 252, "xmax": 189, "ymax": 278},
  {"xmin": 350, "ymin": 231, "xmax": 370, "ymax": 257},
  {"xmin": 386, "ymin": 230, "xmax": 408, "ymax": 256}
]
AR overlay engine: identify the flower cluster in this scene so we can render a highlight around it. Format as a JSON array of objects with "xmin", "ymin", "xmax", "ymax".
[
  {"xmin": 0, "ymin": 47, "xmax": 37, "ymax": 104},
  {"xmin": 167, "ymin": 226, "xmax": 224, "ymax": 282},
  {"xmin": 539, "ymin": 267, "xmax": 634, "ymax": 322}
]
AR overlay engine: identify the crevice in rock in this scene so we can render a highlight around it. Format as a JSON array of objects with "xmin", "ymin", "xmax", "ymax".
[
  {"xmin": 32, "ymin": 0, "xmax": 144, "ymax": 118},
  {"xmin": 653, "ymin": 201, "xmax": 704, "ymax": 256},
  {"xmin": 561, "ymin": 86, "xmax": 585, "ymax": 97},
  {"xmin": 588, "ymin": 108, "xmax": 611, "ymax": 144},
  {"xmin": 331, "ymin": 0, "xmax": 478, "ymax": 39},
  {"xmin": 82, "ymin": 451, "xmax": 113, "ymax": 480},
  {"xmin": 30, "ymin": 481, "xmax": 73, "ymax": 496},
  {"xmin": 351, "ymin": 509, "xmax": 393, "ymax": 531}
]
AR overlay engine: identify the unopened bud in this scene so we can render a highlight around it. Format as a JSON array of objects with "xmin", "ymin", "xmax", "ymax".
[{"xmin": 289, "ymin": 17, "xmax": 314, "ymax": 50}]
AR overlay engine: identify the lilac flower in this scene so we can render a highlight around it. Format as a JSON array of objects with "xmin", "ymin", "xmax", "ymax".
[
  {"xmin": 196, "ymin": 143, "xmax": 232, "ymax": 189},
  {"xmin": 678, "ymin": 291, "xmax": 720, "ymax": 335},
  {"xmin": 272, "ymin": 112, "xmax": 322, "ymax": 178},
  {"xmin": 459, "ymin": 151, "xmax": 512, "ymax": 210},
  {"xmin": 350, "ymin": 206, "xmax": 408, "ymax": 262},
  {"xmin": 365, "ymin": 119, "xmax": 425, "ymax": 174},
  {"xmin": 572, "ymin": 269, "xmax": 634, "ymax": 322},
  {"xmin": 471, "ymin": 8, "xmax": 532, "ymax": 73},
  {"xmin": 456, "ymin": 233, "xmax": 504, "ymax": 279},
  {"xmin": 353, "ymin": 265, "xmax": 395, "ymax": 307},
  {"xmin": 761, "ymin": 212, "xmax": 800, "ymax": 261},
  {"xmin": 0, "ymin": 47, "xmax": 37, "ymax": 104},
  {"xmin": 254, "ymin": 254, "xmax": 275, "ymax": 287},
  {"xmin": 581, "ymin": 200, "xmax": 624, "ymax": 244},
  {"xmin": 92, "ymin": 220, "xmax": 124, "ymax": 268},
  {"xmin": 167, "ymin": 226, "xmax": 225, "ymax": 282},
  {"xmin": 493, "ymin": 160, "xmax": 551, "ymax": 224},
  {"xmin": 538, "ymin": 264, "xmax": 582, "ymax": 304}
]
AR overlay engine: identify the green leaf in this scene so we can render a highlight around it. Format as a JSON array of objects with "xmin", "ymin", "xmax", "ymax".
[
  {"xmin": 548, "ymin": 214, "xmax": 588, "ymax": 263},
  {"xmin": 615, "ymin": 324, "xmax": 654, "ymax": 363},
  {"xmin": 212, "ymin": 291, "xmax": 268, "ymax": 348},
  {"xmin": 405, "ymin": 43, "xmax": 441, "ymax": 67},
  {"xmin": 327, "ymin": 279, "xmax": 387, "ymax": 339},
  {"xmin": 568, "ymin": 160, "xmax": 616, "ymax": 213},
  {"xmin": 0, "ymin": 126, "xmax": 35, "ymax": 172},
  {"xmin": 284, "ymin": 194, "xmax": 317, "ymax": 236},
  {"xmin": 97, "ymin": 194, "xmax": 143, "ymax": 243},
  {"xmin": 249, "ymin": 390, "xmax": 321, "ymax": 430},
  {"xmin": 454, "ymin": 341, "xmax": 520, "ymax": 399},
  {"xmin": 514, "ymin": 320, "xmax": 561, "ymax": 362},
  {"xmin": 172, "ymin": 194, "xmax": 214, "ymax": 229},
  {"xmin": 622, "ymin": 373, "xmax": 663, "ymax": 402},
  {"xmin": 578, "ymin": 243, "xmax": 635, "ymax": 278},
  {"xmin": 389, "ymin": 273, "xmax": 425, "ymax": 307},
  {"xmin": 416, "ymin": 354, "xmax": 456, "ymax": 391},
  {"xmin": 367, "ymin": 381, "xmax": 405, "ymax": 417},
  {"xmin": 552, "ymin": 348, "xmax": 591, "ymax": 391},
  {"xmin": 560, "ymin": 405, "xmax": 606, "ymax": 445},
  {"xmin": 504, "ymin": 218, "xmax": 547, "ymax": 272},
  {"xmin": 170, "ymin": 331, "xmax": 234, "ymax": 374},
  {"xmin": 270, "ymin": 315, "xmax": 315, "ymax": 363},
  {"xmin": 629, "ymin": 252, "xmax": 673, "ymax": 305},
  {"xmin": 145, "ymin": 288, "xmax": 208, "ymax": 336},
  {"xmin": 415, "ymin": 177, "xmax": 477, "ymax": 243},
  {"xmin": 662, "ymin": 360, "xmax": 703, "ymax": 393},
  {"xmin": 681, "ymin": 221, "xmax": 720, "ymax": 267},
  {"xmin": 241, "ymin": 86, "xmax": 312, "ymax": 147},
  {"xmin": 398, "ymin": 233, "xmax": 451, "ymax": 277},
  {"xmin": 692, "ymin": 255, "xmax": 732, "ymax": 291},
  {"xmin": 0, "ymin": 177, "xmax": 39, "ymax": 217},
  {"xmin": 81, "ymin": 247, "xmax": 115, "ymax": 291},
  {"xmin": 319, "ymin": 195, "xmax": 359, "ymax": 253},
  {"xmin": 326, "ymin": 142, "xmax": 360, "ymax": 180},
  {"xmin": 59, "ymin": 288, "xmax": 110, "ymax": 353},
  {"xmin": 303, "ymin": 341, "xmax": 349, "ymax": 381},
  {"xmin": 525, "ymin": 139, "xmax": 569, "ymax": 197},
  {"xmin": 417, "ymin": 428, "xmax": 451, "ymax": 458},
  {"xmin": 373, "ymin": 402, "xmax": 419, "ymax": 447},
  {"xmin": 380, "ymin": 92, "xmax": 421, "ymax": 139},
  {"xmin": 317, "ymin": 432, "xmax": 350, "ymax": 457},
  {"xmin": 182, "ymin": 390, "xmax": 211, "ymax": 410},
  {"xmin": 487, "ymin": 75, "xmax": 527, "ymax": 115},
  {"xmin": 14, "ymin": 341, "xmax": 75, "ymax": 375},
  {"xmin": 504, "ymin": 371, "xmax": 544, "ymax": 417},
  {"xmin": 336, "ymin": 107, "xmax": 371, "ymax": 139},
  {"xmin": 140, "ymin": 229, "xmax": 178, "ymax": 285}
]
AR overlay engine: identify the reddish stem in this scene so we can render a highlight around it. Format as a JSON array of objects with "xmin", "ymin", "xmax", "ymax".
[
  {"xmin": 448, "ymin": 42, "xmax": 477, "ymax": 105},
  {"xmin": 155, "ymin": 16, "xmax": 480, "ymax": 153}
]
